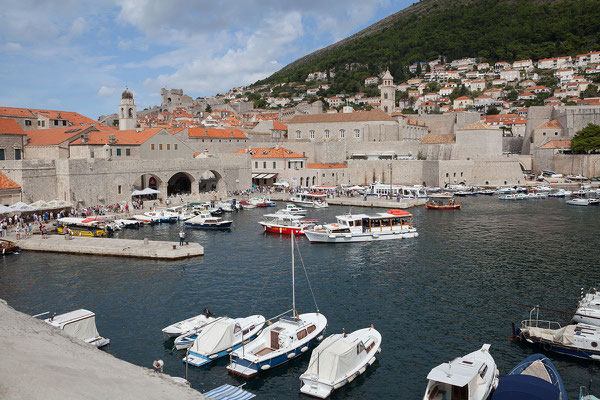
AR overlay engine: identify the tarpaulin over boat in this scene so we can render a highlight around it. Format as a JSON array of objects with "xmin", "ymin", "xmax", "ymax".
[
  {"xmin": 204, "ymin": 384, "xmax": 255, "ymax": 400},
  {"xmin": 304, "ymin": 334, "xmax": 358, "ymax": 383},
  {"xmin": 492, "ymin": 374, "xmax": 560, "ymax": 400},
  {"xmin": 191, "ymin": 319, "xmax": 235, "ymax": 355},
  {"xmin": 52, "ymin": 309, "xmax": 100, "ymax": 341}
]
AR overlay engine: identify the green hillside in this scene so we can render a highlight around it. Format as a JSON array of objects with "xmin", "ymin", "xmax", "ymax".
[{"xmin": 257, "ymin": 0, "xmax": 600, "ymax": 86}]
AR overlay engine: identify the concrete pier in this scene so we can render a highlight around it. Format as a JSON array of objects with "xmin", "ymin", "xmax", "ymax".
[{"xmin": 15, "ymin": 235, "xmax": 204, "ymax": 260}]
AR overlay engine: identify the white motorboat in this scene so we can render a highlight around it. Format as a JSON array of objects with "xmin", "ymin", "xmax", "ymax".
[
  {"xmin": 259, "ymin": 213, "xmax": 315, "ymax": 235},
  {"xmin": 114, "ymin": 219, "xmax": 142, "ymax": 228},
  {"xmin": 227, "ymin": 233, "xmax": 327, "ymax": 378},
  {"xmin": 145, "ymin": 210, "xmax": 177, "ymax": 223},
  {"xmin": 133, "ymin": 214, "xmax": 160, "ymax": 224},
  {"xmin": 43, "ymin": 309, "xmax": 110, "ymax": 348},
  {"xmin": 276, "ymin": 204, "xmax": 308, "ymax": 216},
  {"xmin": 184, "ymin": 315, "xmax": 265, "ymax": 367},
  {"xmin": 566, "ymin": 198, "xmax": 600, "ymax": 206},
  {"xmin": 184, "ymin": 213, "xmax": 232, "ymax": 229},
  {"xmin": 290, "ymin": 192, "xmax": 328, "ymax": 208},
  {"xmin": 423, "ymin": 344, "xmax": 499, "ymax": 400},
  {"xmin": 548, "ymin": 189, "xmax": 571, "ymax": 198},
  {"xmin": 304, "ymin": 210, "xmax": 418, "ymax": 243},
  {"xmin": 162, "ymin": 309, "xmax": 216, "ymax": 338},
  {"xmin": 299, "ymin": 327, "xmax": 382, "ymax": 398},
  {"xmin": 167, "ymin": 206, "xmax": 195, "ymax": 221}
]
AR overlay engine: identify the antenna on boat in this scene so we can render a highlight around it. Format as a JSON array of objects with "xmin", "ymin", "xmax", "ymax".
[{"xmin": 291, "ymin": 231, "xmax": 296, "ymax": 316}]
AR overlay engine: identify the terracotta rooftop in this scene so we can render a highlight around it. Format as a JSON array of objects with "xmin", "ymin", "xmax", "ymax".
[
  {"xmin": 70, "ymin": 129, "xmax": 163, "ymax": 145},
  {"xmin": 26, "ymin": 126, "xmax": 96, "ymax": 146},
  {"xmin": 188, "ymin": 127, "xmax": 247, "ymax": 139},
  {"xmin": 0, "ymin": 107, "xmax": 36, "ymax": 118},
  {"xmin": 287, "ymin": 110, "xmax": 394, "ymax": 124},
  {"xmin": 273, "ymin": 120, "xmax": 287, "ymax": 130},
  {"xmin": 536, "ymin": 119, "xmax": 563, "ymax": 130},
  {"xmin": 458, "ymin": 121, "xmax": 499, "ymax": 130},
  {"xmin": 306, "ymin": 163, "xmax": 347, "ymax": 169},
  {"xmin": 0, "ymin": 173, "xmax": 20, "ymax": 190},
  {"xmin": 0, "ymin": 118, "xmax": 26, "ymax": 135},
  {"xmin": 420, "ymin": 133, "xmax": 456, "ymax": 144},
  {"xmin": 235, "ymin": 147, "xmax": 305, "ymax": 159},
  {"xmin": 539, "ymin": 139, "xmax": 571, "ymax": 149}
]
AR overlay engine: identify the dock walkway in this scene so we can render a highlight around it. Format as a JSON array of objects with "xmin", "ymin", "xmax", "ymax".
[{"xmin": 15, "ymin": 235, "xmax": 203, "ymax": 260}]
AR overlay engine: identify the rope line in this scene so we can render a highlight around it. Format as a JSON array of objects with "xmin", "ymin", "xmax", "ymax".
[{"xmin": 294, "ymin": 235, "xmax": 319, "ymax": 313}]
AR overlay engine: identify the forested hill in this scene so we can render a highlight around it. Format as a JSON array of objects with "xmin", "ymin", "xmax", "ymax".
[{"xmin": 257, "ymin": 0, "xmax": 600, "ymax": 85}]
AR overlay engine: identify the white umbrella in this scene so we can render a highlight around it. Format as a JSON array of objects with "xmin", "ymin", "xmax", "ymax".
[
  {"xmin": 348, "ymin": 185, "xmax": 365, "ymax": 190},
  {"xmin": 29, "ymin": 200, "xmax": 51, "ymax": 210},
  {"xmin": 132, "ymin": 188, "xmax": 160, "ymax": 196},
  {"xmin": 0, "ymin": 205, "xmax": 13, "ymax": 214},
  {"xmin": 9, "ymin": 201, "xmax": 35, "ymax": 212},
  {"xmin": 47, "ymin": 199, "xmax": 72, "ymax": 209}
]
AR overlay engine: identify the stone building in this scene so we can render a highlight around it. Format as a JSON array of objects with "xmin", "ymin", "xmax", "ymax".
[
  {"xmin": 118, "ymin": 89, "xmax": 137, "ymax": 131},
  {"xmin": 0, "ymin": 106, "xmax": 103, "ymax": 131},
  {"xmin": 454, "ymin": 121, "xmax": 503, "ymax": 160},
  {"xmin": 307, "ymin": 163, "xmax": 349, "ymax": 186},
  {"xmin": 24, "ymin": 126, "xmax": 98, "ymax": 159},
  {"xmin": 160, "ymin": 88, "xmax": 196, "ymax": 112},
  {"xmin": 0, "ymin": 173, "xmax": 21, "ymax": 205},
  {"xmin": 380, "ymin": 70, "xmax": 396, "ymax": 115},
  {"xmin": 0, "ymin": 118, "xmax": 27, "ymax": 160},
  {"xmin": 172, "ymin": 127, "xmax": 250, "ymax": 154}
]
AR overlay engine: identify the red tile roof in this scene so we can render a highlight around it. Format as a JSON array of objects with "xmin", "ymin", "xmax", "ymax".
[
  {"xmin": 188, "ymin": 127, "xmax": 247, "ymax": 139},
  {"xmin": 0, "ymin": 118, "xmax": 26, "ymax": 135},
  {"xmin": 26, "ymin": 126, "xmax": 95, "ymax": 146},
  {"xmin": 0, "ymin": 107, "xmax": 36, "ymax": 118},
  {"xmin": 0, "ymin": 173, "xmax": 20, "ymax": 190},
  {"xmin": 539, "ymin": 139, "xmax": 571, "ymax": 149},
  {"xmin": 306, "ymin": 163, "xmax": 347, "ymax": 169},
  {"xmin": 536, "ymin": 119, "xmax": 563, "ymax": 130},
  {"xmin": 235, "ymin": 147, "xmax": 305, "ymax": 159},
  {"xmin": 273, "ymin": 121, "xmax": 287, "ymax": 131},
  {"xmin": 70, "ymin": 128, "xmax": 162, "ymax": 145}
]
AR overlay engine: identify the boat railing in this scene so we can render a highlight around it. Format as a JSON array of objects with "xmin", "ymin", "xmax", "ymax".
[{"xmin": 521, "ymin": 319, "xmax": 562, "ymax": 330}]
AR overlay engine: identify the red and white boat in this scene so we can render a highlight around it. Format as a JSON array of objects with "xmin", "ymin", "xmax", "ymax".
[{"xmin": 258, "ymin": 213, "xmax": 315, "ymax": 235}]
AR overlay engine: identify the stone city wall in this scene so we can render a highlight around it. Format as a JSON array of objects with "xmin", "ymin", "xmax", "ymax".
[{"xmin": 533, "ymin": 152, "xmax": 600, "ymax": 177}]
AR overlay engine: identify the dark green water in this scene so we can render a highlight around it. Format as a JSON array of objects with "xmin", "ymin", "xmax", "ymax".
[{"xmin": 1, "ymin": 197, "xmax": 599, "ymax": 399}]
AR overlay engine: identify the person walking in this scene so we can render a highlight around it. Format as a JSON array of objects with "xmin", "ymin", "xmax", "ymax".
[{"xmin": 179, "ymin": 229, "xmax": 185, "ymax": 246}]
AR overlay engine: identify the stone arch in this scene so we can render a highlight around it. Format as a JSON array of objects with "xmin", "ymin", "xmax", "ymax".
[
  {"xmin": 198, "ymin": 169, "xmax": 223, "ymax": 193},
  {"xmin": 312, "ymin": 176, "xmax": 316, "ymax": 186},
  {"xmin": 133, "ymin": 173, "xmax": 165, "ymax": 197},
  {"xmin": 120, "ymin": 107, "xmax": 125, "ymax": 118},
  {"xmin": 167, "ymin": 172, "xmax": 195, "ymax": 196},
  {"xmin": 128, "ymin": 108, "xmax": 133, "ymax": 118},
  {"xmin": 300, "ymin": 177, "xmax": 304, "ymax": 186}
]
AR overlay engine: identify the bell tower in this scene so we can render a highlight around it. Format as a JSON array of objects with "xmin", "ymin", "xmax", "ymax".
[
  {"xmin": 119, "ymin": 88, "xmax": 137, "ymax": 130},
  {"xmin": 380, "ymin": 70, "xmax": 395, "ymax": 115}
]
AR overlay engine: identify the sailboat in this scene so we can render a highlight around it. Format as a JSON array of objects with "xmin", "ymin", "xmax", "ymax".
[{"xmin": 227, "ymin": 232, "xmax": 327, "ymax": 378}]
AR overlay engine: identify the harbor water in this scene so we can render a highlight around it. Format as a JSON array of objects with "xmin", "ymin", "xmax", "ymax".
[{"xmin": 1, "ymin": 197, "xmax": 599, "ymax": 399}]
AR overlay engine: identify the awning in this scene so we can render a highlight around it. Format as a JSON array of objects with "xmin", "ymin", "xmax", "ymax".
[
  {"xmin": 252, "ymin": 173, "xmax": 277, "ymax": 179},
  {"xmin": 251, "ymin": 173, "xmax": 261, "ymax": 178},
  {"xmin": 131, "ymin": 188, "xmax": 160, "ymax": 196},
  {"xmin": 204, "ymin": 384, "xmax": 255, "ymax": 400}
]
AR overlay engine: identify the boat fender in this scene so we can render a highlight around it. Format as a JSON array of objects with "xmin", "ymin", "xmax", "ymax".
[
  {"xmin": 256, "ymin": 329, "xmax": 263, "ymax": 335},
  {"xmin": 543, "ymin": 342, "xmax": 552, "ymax": 351},
  {"xmin": 318, "ymin": 335, "xmax": 323, "ymax": 341},
  {"xmin": 333, "ymin": 382, "xmax": 345, "ymax": 390},
  {"xmin": 358, "ymin": 366, "xmax": 366, "ymax": 374},
  {"xmin": 226, "ymin": 348, "xmax": 232, "ymax": 352},
  {"xmin": 301, "ymin": 346, "xmax": 308, "ymax": 353},
  {"xmin": 347, "ymin": 376, "xmax": 355, "ymax": 383},
  {"xmin": 243, "ymin": 340, "xmax": 249, "ymax": 345},
  {"xmin": 287, "ymin": 353, "xmax": 296, "ymax": 359},
  {"xmin": 368, "ymin": 357, "xmax": 376, "ymax": 365},
  {"xmin": 209, "ymin": 354, "xmax": 218, "ymax": 359},
  {"xmin": 261, "ymin": 364, "xmax": 271, "ymax": 370},
  {"xmin": 377, "ymin": 347, "xmax": 382, "ymax": 353}
]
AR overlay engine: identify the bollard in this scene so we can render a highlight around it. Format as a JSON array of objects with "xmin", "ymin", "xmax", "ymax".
[
  {"xmin": 172, "ymin": 244, "xmax": 177, "ymax": 250},
  {"xmin": 144, "ymin": 237, "xmax": 149, "ymax": 245},
  {"xmin": 185, "ymin": 241, "xmax": 189, "ymax": 245}
]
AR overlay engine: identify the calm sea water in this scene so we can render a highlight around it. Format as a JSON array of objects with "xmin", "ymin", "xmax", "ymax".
[{"xmin": 1, "ymin": 197, "xmax": 600, "ymax": 399}]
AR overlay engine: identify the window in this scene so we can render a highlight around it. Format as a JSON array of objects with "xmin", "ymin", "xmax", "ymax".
[
  {"xmin": 151, "ymin": 144, "xmax": 155, "ymax": 150},
  {"xmin": 159, "ymin": 144, "xmax": 163, "ymax": 150},
  {"xmin": 116, "ymin": 148, "xmax": 122, "ymax": 156},
  {"xmin": 126, "ymin": 148, "xmax": 131, "ymax": 156},
  {"xmin": 62, "ymin": 120, "xmax": 67, "ymax": 126},
  {"xmin": 309, "ymin": 130, "xmax": 315, "ymax": 139},
  {"xmin": 14, "ymin": 149, "xmax": 21, "ymax": 160},
  {"xmin": 273, "ymin": 161, "xmax": 276, "ymax": 168},
  {"xmin": 25, "ymin": 120, "xmax": 32, "ymax": 126},
  {"xmin": 118, "ymin": 185, "xmax": 122, "ymax": 194},
  {"xmin": 354, "ymin": 129, "xmax": 360, "ymax": 138},
  {"xmin": 174, "ymin": 144, "xmax": 178, "ymax": 150},
  {"xmin": 445, "ymin": 173, "xmax": 449, "ymax": 177},
  {"xmin": 0, "ymin": 149, "xmax": 4, "ymax": 160},
  {"xmin": 357, "ymin": 342, "xmax": 366, "ymax": 354},
  {"xmin": 288, "ymin": 161, "xmax": 291, "ymax": 168},
  {"xmin": 543, "ymin": 132, "xmax": 546, "ymax": 136},
  {"xmin": 255, "ymin": 161, "xmax": 258, "ymax": 168},
  {"xmin": 325, "ymin": 130, "xmax": 330, "ymax": 139},
  {"xmin": 555, "ymin": 131, "xmax": 558, "ymax": 135},
  {"xmin": 263, "ymin": 161, "xmax": 267, "ymax": 169},
  {"xmin": 307, "ymin": 325, "xmax": 316, "ymax": 334},
  {"xmin": 109, "ymin": 149, "xmax": 113, "ymax": 156},
  {"xmin": 297, "ymin": 329, "xmax": 307, "ymax": 340},
  {"xmin": 54, "ymin": 120, "xmax": 59, "ymax": 126},
  {"xmin": 339, "ymin": 129, "xmax": 345, "ymax": 138},
  {"xmin": 296, "ymin": 130, "xmax": 301, "ymax": 139},
  {"xmin": 300, "ymin": 161, "xmax": 303, "ymax": 168}
]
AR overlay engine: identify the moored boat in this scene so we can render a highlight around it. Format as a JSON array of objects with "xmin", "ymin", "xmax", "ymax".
[
  {"xmin": 566, "ymin": 198, "xmax": 600, "ymax": 206},
  {"xmin": 184, "ymin": 213, "xmax": 232, "ymax": 230},
  {"xmin": 426, "ymin": 197, "xmax": 462, "ymax": 210},
  {"xmin": 290, "ymin": 192, "xmax": 329, "ymax": 208},
  {"xmin": 238, "ymin": 200, "xmax": 256, "ymax": 209},
  {"xmin": 422, "ymin": 344, "xmax": 499, "ymax": 400},
  {"xmin": 299, "ymin": 326, "xmax": 381, "ymax": 399},
  {"xmin": 162, "ymin": 308, "xmax": 216, "ymax": 338},
  {"xmin": 276, "ymin": 204, "xmax": 308, "ymax": 216},
  {"xmin": 259, "ymin": 213, "xmax": 314, "ymax": 235},
  {"xmin": 0, "ymin": 239, "xmax": 20, "ymax": 255},
  {"xmin": 492, "ymin": 353, "xmax": 566, "ymax": 400},
  {"xmin": 56, "ymin": 217, "xmax": 109, "ymax": 237},
  {"xmin": 43, "ymin": 309, "xmax": 110, "ymax": 348}
]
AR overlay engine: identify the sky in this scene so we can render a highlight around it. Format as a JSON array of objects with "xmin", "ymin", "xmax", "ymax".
[{"xmin": 0, "ymin": 0, "xmax": 412, "ymax": 119}]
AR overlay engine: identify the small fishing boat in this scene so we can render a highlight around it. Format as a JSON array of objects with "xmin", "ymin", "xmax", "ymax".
[
  {"xmin": 259, "ymin": 214, "xmax": 315, "ymax": 235},
  {"xmin": 184, "ymin": 213, "xmax": 232, "ymax": 230},
  {"xmin": 162, "ymin": 308, "xmax": 216, "ymax": 338},
  {"xmin": 145, "ymin": 210, "xmax": 177, "ymax": 223},
  {"xmin": 276, "ymin": 204, "xmax": 308, "ymax": 216},
  {"xmin": 238, "ymin": 200, "xmax": 256, "ymax": 209},
  {"xmin": 56, "ymin": 217, "xmax": 109, "ymax": 237},
  {"xmin": 513, "ymin": 306, "xmax": 600, "ymax": 360},
  {"xmin": 429, "ymin": 192, "xmax": 454, "ymax": 199},
  {"xmin": 43, "ymin": 309, "xmax": 110, "ymax": 348},
  {"xmin": 0, "ymin": 239, "xmax": 20, "ymax": 255},
  {"xmin": 184, "ymin": 315, "xmax": 265, "ymax": 367},
  {"xmin": 227, "ymin": 233, "xmax": 327, "ymax": 378},
  {"xmin": 454, "ymin": 191, "xmax": 476, "ymax": 197},
  {"xmin": 114, "ymin": 219, "xmax": 142, "ymax": 229},
  {"xmin": 566, "ymin": 198, "xmax": 600, "ymax": 206},
  {"xmin": 299, "ymin": 326, "xmax": 382, "ymax": 399},
  {"xmin": 426, "ymin": 197, "xmax": 462, "ymax": 210},
  {"xmin": 290, "ymin": 192, "xmax": 329, "ymax": 208},
  {"xmin": 422, "ymin": 344, "xmax": 499, "ymax": 400},
  {"xmin": 304, "ymin": 210, "xmax": 418, "ymax": 243},
  {"xmin": 132, "ymin": 214, "xmax": 160, "ymax": 224},
  {"xmin": 476, "ymin": 189, "xmax": 496, "ymax": 195},
  {"xmin": 492, "ymin": 353, "xmax": 566, "ymax": 400},
  {"xmin": 549, "ymin": 189, "xmax": 572, "ymax": 198}
]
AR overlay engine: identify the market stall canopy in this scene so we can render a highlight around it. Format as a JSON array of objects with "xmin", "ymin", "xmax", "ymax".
[
  {"xmin": 131, "ymin": 188, "xmax": 160, "ymax": 196},
  {"xmin": 9, "ymin": 202, "xmax": 35, "ymax": 212},
  {"xmin": 348, "ymin": 185, "xmax": 365, "ymax": 190},
  {"xmin": 0, "ymin": 205, "xmax": 13, "ymax": 214},
  {"xmin": 29, "ymin": 200, "xmax": 51, "ymax": 210},
  {"xmin": 47, "ymin": 199, "xmax": 73, "ymax": 209},
  {"xmin": 273, "ymin": 182, "xmax": 290, "ymax": 187}
]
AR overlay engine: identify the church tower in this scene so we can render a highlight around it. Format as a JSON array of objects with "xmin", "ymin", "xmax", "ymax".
[
  {"xmin": 380, "ymin": 70, "xmax": 396, "ymax": 115},
  {"xmin": 119, "ymin": 88, "xmax": 137, "ymax": 130}
]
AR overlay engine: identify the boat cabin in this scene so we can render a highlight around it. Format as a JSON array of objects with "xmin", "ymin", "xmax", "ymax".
[
  {"xmin": 425, "ymin": 358, "xmax": 489, "ymax": 400},
  {"xmin": 335, "ymin": 212, "xmax": 413, "ymax": 232},
  {"xmin": 56, "ymin": 217, "xmax": 108, "ymax": 237},
  {"xmin": 44, "ymin": 309, "xmax": 102, "ymax": 342}
]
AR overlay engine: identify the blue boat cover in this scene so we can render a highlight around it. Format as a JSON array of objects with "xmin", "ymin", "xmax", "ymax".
[
  {"xmin": 204, "ymin": 384, "xmax": 255, "ymax": 400},
  {"xmin": 492, "ymin": 375, "xmax": 560, "ymax": 400}
]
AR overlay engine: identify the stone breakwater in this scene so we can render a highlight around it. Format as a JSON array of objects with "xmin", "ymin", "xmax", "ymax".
[{"xmin": 0, "ymin": 299, "xmax": 206, "ymax": 400}]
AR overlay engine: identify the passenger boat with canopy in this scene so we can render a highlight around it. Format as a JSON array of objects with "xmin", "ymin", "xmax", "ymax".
[
  {"xmin": 299, "ymin": 326, "xmax": 382, "ymax": 398},
  {"xmin": 42, "ymin": 309, "xmax": 110, "ymax": 348},
  {"xmin": 290, "ymin": 192, "xmax": 328, "ymax": 208},
  {"xmin": 227, "ymin": 233, "xmax": 327, "ymax": 378},
  {"xmin": 304, "ymin": 210, "xmax": 418, "ymax": 243},
  {"xmin": 258, "ymin": 214, "xmax": 315, "ymax": 235},
  {"xmin": 426, "ymin": 195, "xmax": 462, "ymax": 210},
  {"xmin": 56, "ymin": 217, "xmax": 109, "ymax": 237},
  {"xmin": 184, "ymin": 315, "xmax": 265, "ymax": 367},
  {"xmin": 422, "ymin": 344, "xmax": 499, "ymax": 400}
]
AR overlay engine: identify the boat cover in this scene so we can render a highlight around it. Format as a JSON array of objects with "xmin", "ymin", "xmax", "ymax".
[
  {"xmin": 204, "ymin": 384, "xmax": 255, "ymax": 400},
  {"xmin": 191, "ymin": 319, "xmax": 234, "ymax": 355},
  {"xmin": 527, "ymin": 326, "xmax": 574, "ymax": 345},
  {"xmin": 492, "ymin": 375, "xmax": 559, "ymax": 400},
  {"xmin": 50, "ymin": 310, "xmax": 100, "ymax": 341},
  {"xmin": 304, "ymin": 334, "xmax": 358, "ymax": 383}
]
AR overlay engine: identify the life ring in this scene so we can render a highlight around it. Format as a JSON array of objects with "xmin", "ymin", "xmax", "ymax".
[{"xmin": 543, "ymin": 342, "xmax": 552, "ymax": 351}]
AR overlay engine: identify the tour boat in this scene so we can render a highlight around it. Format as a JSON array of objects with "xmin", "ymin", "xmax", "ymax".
[
  {"xmin": 304, "ymin": 210, "xmax": 418, "ymax": 243},
  {"xmin": 492, "ymin": 354, "xmax": 566, "ymax": 400},
  {"xmin": 43, "ymin": 309, "xmax": 110, "ymax": 348},
  {"xmin": 0, "ymin": 239, "xmax": 20, "ymax": 255},
  {"xmin": 184, "ymin": 213, "xmax": 232, "ymax": 230},
  {"xmin": 184, "ymin": 315, "xmax": 265, "ymax": 367},
  {"xmin": 290, "ymin": 192, "xmax": 329, "ymax": 208},
  {"xmin": 227, "ymin": 233, "xmax": 327, "ymax": 378},
  {"xmin": 299, "ymin": 326, "xmax": 381, "ymax": 399},
  {"xmin": 162, "ymin": 308, "xmax": 217, "ymax": 338},
  {"xmin": 422, "ymin": 344, "xmax": 499, "ymax": 400},
  {"xmin": 513, "ymin": 306, "xmax": 600, "ymax": 360},
  {"xmin": 258, "ymin": 213, "xmax": 315, "ymax": 235},
  {"xmin": 145, "ymin": 210, "xmax": 177, "ymax": 223},
  {"xmin": 426, "ymin": 198, "xmax": 462, "ymax": 210},
  {"xmin": 56, "ymin": 217, "xmax": 109, "ymax": 237}
]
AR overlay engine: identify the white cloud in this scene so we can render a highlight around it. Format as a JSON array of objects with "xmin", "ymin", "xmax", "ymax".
[
  {"xmin": 97, "ymin": 86, "xmax": 118, "ymax": 97},
  {"xmin": 69, "ymin": 17, "xmax": 87, "ymax": 38},
  {"xmin": 2, "ymin": 42, "xmax": 23, "ymax": 52}
]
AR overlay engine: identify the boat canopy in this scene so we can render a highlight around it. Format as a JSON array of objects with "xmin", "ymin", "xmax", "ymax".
[
  {"xmin": 191, "ymin": 319, "xmax": 236, "ymax": 355},
  {"xmin": 304, "ymin": 334, "xmax": 360, "ymax": 383},
  {"xmin": 47, "ymin": 309, "xmax": 100, "ymax": 341},
  {"xmin": 57, "ymin": 217, "xmax": 103, "ymax": 227},
  {"xmin": 492, "ymin": 375, "xmax": 559, "ymax": 400},
  {"xmin": 427, "ymin": 358, "xmax": 485, "ymax": 387}
]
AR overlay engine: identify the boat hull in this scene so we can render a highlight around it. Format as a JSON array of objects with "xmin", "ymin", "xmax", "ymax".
[
  {"xmin": 184, "ymin": 221, "xmax": 232, "ymax": 230},
  {"xmin": 515, "ymin": 327, "xmax": 600, "ymax": 360},
  {"xmin": 261, "ymin": 224, "xmax": 306, "ymax": 235},
  {"xmin": 425, "ymin": 204, "xmax": 461, "ymax": 210},
  {"xmin": 184, "ymin": 332, "xmax": 260, "ymax": 367},
  {"xmin": 305, "ymin": 229, "xmax": 418, "ymax": 243}
]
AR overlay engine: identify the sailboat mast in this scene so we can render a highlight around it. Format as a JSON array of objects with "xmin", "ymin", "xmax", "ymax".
[{"xmin": 292, "ymin": 231, "xmax": 295, "ymax": 315}]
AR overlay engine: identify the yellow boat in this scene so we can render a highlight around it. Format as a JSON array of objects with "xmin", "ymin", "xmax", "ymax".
[{"xmin": 56, "ymin": 217, "xmax": 108, "ymax": 237}]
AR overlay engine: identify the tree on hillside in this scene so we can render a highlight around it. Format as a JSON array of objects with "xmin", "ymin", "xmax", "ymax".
[
  {"xmin": 571, "ymin": 123, "xmax": 600, "ymax": 152},
  {"xmin": 205, "ymin": 104, "xmax": 212, "ymax": 113}
]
